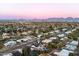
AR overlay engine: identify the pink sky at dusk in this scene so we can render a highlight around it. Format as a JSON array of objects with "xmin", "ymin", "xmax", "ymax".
[{"xmin": 0, "ymin": 3, "xmax": 79, "ymax": 19}]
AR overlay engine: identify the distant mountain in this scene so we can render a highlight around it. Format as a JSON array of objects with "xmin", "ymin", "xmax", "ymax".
[
  {"xmin": 0, "ymin": 17, "xmax": 79, "ymax": 22},
  {"xmin": 45, "ymin": 17, "xmax": 79, "ymax": 22}
]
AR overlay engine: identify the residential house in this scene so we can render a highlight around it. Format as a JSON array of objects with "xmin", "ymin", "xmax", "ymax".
[
  {"xmin": 2, "ymin": 33, "xmax": 11, "ymax": 39},
  {"xmin": 42, "ymin": 39, "xmax": 52, "ymax": 44},
  {"xmin": 31, "ymin": 44, "xmax": 48, "ymax": 51},
  {"xmin": 4, "ymin": 41, "xmax": 16, "ymax": 47},
  {"xmin": 37, "ymin": 34, "xmax": 43, "ymax": 38},
  {"xmin": 60, "ymin": 37, "xmax": 68, "ymax": 41},
  {"xmin": 65, "ymin": 41, "xmax": 78, "ymax": 51},
  {"xmin": 57, "ymin": 34, "xmax": 65, "ymax": 38},
  {"xmin": 54, "ymin": 49, "xmax": 73, "ymax": 56},
  {"xmin": 70, "ymin": 41, "xmax": 78, "ymax": 46},
  {"xmin": 54, "ymin": 30, "xmax": 60, "ymax": 33},
  {"xmin": 49, "ymin": 31, "xmax": 54, "ymax": 34},
  {"xmin": 65, "ymin": 44, "xmax": 77, "ymax": 51},
  {"xmin": 21, "ymin": 31, "xmax": 28, "ymax": 36},
  {"xmin": 72, "ymin": 29, "xmax": 76, "ymax": 32},
  {"xmin": 62, "ymin": 28, "xmax": 67, "ymax": 31},
  {"xmin": 49, "ymin": 37, "xmax": 57, "ymax": 40},
  {"xmin": 65, "ymin": 31, "xmax": 72, "ymax": 34}
]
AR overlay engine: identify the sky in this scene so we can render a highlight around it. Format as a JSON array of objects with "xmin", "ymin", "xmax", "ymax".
[{"xmin": 0, "ymin": 0, "xmax": 79, "ymax": 19}]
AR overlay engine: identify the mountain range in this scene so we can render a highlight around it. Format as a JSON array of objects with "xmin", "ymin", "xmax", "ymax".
[{"xmin": 0, "ymin": 17, "xmax": 79, "ymax": 22}]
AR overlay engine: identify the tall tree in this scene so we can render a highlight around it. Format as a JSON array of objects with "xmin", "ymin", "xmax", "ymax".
[{"xmin": 22, "ymin": 46, "xmax": 31, "ymax": 56}]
